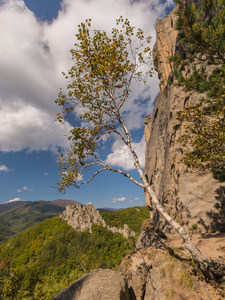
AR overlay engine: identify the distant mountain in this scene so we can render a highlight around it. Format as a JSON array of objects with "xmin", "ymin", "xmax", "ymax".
[
  {"xmin": 98, "ymin": 207, "xmax": 120, "ymax": 212},
  {"xmin": 0, "ymin": 199, "xmax": 79, "ymax": 214},
  {"xmin": 49, "ymin": 199, "xmax": 80, "ymax": 207},
  {"xmin": 0, "ymin": 200, "xmax": 26, "ymax": 214},
  {"xmin": 0, "ymin": 199, "xmax": 80, "ymax": 243},
  {"xmin": 0, "ymin": 218, "xmax": 15, "ymax": 241}
]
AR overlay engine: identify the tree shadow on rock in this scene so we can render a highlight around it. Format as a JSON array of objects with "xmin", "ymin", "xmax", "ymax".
[{"xmin": 206, "ymin": 186, "xmax": 225, "ymax": 232}]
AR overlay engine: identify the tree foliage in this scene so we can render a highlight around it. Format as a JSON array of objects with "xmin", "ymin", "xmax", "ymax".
[
  {"xmin": 100, "ymin": 206, "xmax": 149, "ymax": 233},
  {"xmin": 0, "ymin": 217, "xmax": 132, "ymax": 299},
  {"xmin": 169, "ymin": 0, "xmax": 225, "ymax": 180},
  {"xmin": 55, "ymin": 17, "xmax": 153, "ymax": 191}
]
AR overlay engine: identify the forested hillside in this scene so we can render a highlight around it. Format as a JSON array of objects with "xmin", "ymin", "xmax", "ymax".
[
  {"xmin": 100, "ymin": 206, "xmax": 149, "ymax": 233},
  {"xmin": 0, "ymin": 200, "xmax": 79, "ymax": 243},
  {"xmin": 0, "ymin": 217, "xmax": 132, "ymax": 299}
]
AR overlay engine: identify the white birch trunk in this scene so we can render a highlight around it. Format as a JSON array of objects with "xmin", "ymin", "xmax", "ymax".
[{"xmin": 133, "ymin": 161, "xmax": 224, "ymax": 277}]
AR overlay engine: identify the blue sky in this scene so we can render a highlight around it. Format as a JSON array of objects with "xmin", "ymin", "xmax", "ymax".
[{"xmin": 0, "ymin": 0, "xmax": 174, "ymax": 208}]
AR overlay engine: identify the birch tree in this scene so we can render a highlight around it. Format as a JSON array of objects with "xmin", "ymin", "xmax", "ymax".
[{"xmin": 55, "ymin": 17, "xmax": 225, "ymax": 277}]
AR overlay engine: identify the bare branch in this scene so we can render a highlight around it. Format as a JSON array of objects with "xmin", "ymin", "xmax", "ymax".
[
  {"xmin": 76, "ymin": 167, "xmax": 108, "ymax": 187},
  {"xmin": 76, "ymin": 158, "xmax": 144, "ymax": 188}
]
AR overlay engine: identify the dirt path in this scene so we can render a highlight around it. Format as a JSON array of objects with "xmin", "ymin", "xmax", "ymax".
[{"xmin": 167, "ymin": 233, "xmax": 225, "ymax": 263}]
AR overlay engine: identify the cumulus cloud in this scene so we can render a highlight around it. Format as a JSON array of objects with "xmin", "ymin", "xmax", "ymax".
[
  {"xmin": 105, "ymin": 136, "xmax": 145, "ymax": 171},
  {"xmin": 44, "ymin": 172, "xmax": 49, "ymax": 176},
  {"xmin": 6, "ymin": 197, "xmax": 22, "ymax": 203},
  {"xmin": 0, "ymin": 0, "xmax": 72, "ymax": 152},
  {"xmin": 0, "ymin": 102, "xmax": 72, "ymax": 152},
  {"xmin": 0, "ymin": 164, "xmax": 10, "ymax": 172},
  {"xmin": 0, "ymin": 0, "xmax": 173, "ymax": 155},
  {"xmin": 112, "ymin": 197, "xmax": 126, "ymax": 203}
]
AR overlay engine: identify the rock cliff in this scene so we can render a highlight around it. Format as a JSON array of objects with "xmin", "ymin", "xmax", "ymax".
[
  {"xmin": 145, "ymin": 6, "xmax": 225, "ymax": 234},
  {"xmin": 60, "ymin": 203, "xmax": 135, "ymax": 238}
]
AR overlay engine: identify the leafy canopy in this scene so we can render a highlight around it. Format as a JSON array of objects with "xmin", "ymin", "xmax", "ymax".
[
  {"xmin": 100, "ymin": 206, "xmax": 149, "ymax": 233},
  {"xmin": 56, "ymin": 17, "xmax": 153, "ymax": 191},
  {"xmin": 0, "ymin": 217, "xmax": 132, "ymax": 299},
  {"xmin": 169, "ymin": 0, "xmax": 225, "ymax": 180}
]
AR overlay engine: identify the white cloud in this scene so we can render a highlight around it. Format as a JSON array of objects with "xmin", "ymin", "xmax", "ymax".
[
  {"xmin": 105, "ymin": 136, "xmax": 145, "ymax": 171},
  {"xmin": 0, "ymin": 102, "xmax": 72, "ymax": 152},
  {"xmin": 0, "ymin": 0, "xmax": 172, "ymax": 153},
  {"xmin": 76, "ymin": 174, "xmax": 83, "ymax": 182},
  {"xmin": 6, "ymin": 197, "xmax": 22, "ymax": 203},
  {"xmin": 17, "ymin": 186, "xmax": 34, "ymax": 192},
  {"xmin": 44, "ymin": 172, "xmax": 49, "ymax": 176},
  {"xmin": 129, "ymin": 197, "xmax": 140, "ymax": 202},
  {"xmin": 112, "ymin": 197, "xmax": 126, "ymax": 203},
  {"xmin": 0, "ymin": 164, "xmax": 10, "ymax": 172},
  {"xmin": 0, "ymin": 0, "xmax": 72, "ymax": 152}
]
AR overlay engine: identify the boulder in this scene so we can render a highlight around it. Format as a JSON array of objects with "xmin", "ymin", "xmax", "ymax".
[{"xmin": 51, "ymin": 269, "xmax": 130, "ymax": 300}]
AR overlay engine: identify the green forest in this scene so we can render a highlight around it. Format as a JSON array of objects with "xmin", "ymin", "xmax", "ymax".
[
  {"xmin": 0, "ymin": 201, "xmax": 72, "ymax": 243},
  {"xmin": 100, "ymin": 206, "xmax": 149, "ymax": 232},
  {"xmin": 0, "ymin": 206, "xmax": 149, "ymax": 299}
]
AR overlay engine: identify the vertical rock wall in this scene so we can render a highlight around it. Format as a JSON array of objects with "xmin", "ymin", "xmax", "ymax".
[{"xmin": 145, "ymin": 7, "xmax": 225, "ymax": 233}]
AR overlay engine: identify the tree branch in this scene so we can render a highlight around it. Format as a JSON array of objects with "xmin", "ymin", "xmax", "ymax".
[{"xmin": 75, "ymin": 158, "xmax": 144, "ymax": 188}]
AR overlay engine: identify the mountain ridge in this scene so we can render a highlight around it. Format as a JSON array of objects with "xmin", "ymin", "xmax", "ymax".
[{"xmin": 0, "ymin": 199, "xmax": 80, "ymax": 242}]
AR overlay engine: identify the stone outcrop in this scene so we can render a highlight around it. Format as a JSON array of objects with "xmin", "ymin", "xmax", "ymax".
[
  {"xmin": 153, "ymin": 8, "xmax": 178, "ymax": 88},
  {"xmin": 145, "ymin": 6, "xmax": 225, "ymax": 234},
  {"xmin": 60, "ymin": 203, "xmax": 106, "ymax": 232},
  {"xmin": 51, "ymin": 269, "xmax": 130, "ymax": 300},
  {"xmin": 135, "ymin": 220, "xmax": 165, "ymax": 250},
  {"xmin": 52, "ymin": 231, "xmax": 225, "ymax": 300},
  {"xmin": 118, "ymin": 245, "xmax": 224, "ymax": 300},
  {"xmin": 60, "ymin": 203, "xmax": 135, "ymax": 237}
]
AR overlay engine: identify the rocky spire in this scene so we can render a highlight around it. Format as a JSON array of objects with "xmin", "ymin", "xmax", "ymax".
[{"xmin": 60, "ymin": 203, "xmax": 135, "ymax": 237}]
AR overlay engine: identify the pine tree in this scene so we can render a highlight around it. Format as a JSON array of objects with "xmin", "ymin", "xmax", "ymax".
[{"xmin": 169, "ymin": 0, "xmax": 225, "ymax": 180}]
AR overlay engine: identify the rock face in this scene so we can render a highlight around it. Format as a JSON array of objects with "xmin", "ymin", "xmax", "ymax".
[
  {"xmin": 60, "ymin": 203, "xmax": 106, "ymax": 232},
  {"xmin": 118, "ymin": 246, "xmax": 224, "ymax": 300},
  {"xmin": 135, "ymin": 220, "xmax": 165, "ymax": 250},
  {"xmin": 51, "ymin": 269, "xmax": 130, "ymax": 300},
  {"xmin": 145, "ymin": 7, "xmax": 225, "ymax": 233},
  {"xmin": 60, "ymin": 203, "xmax": 135, "ymax": 237},
  {"xmin": 153, "ymin": 8, "xmax": 177, "ymax": 88}
]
